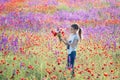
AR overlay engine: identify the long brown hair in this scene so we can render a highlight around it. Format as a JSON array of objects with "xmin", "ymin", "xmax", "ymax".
[{"xmin": 71, "ymin": 24, "xmax": 82, "ymax": 40}]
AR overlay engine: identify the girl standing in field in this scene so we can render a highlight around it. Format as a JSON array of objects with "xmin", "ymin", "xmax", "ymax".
[{"xmin": 61, "ymin": 24, "xmax": 82, "ymax": 77}]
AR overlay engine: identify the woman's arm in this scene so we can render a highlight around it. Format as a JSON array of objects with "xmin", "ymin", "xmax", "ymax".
[
  {"xmin": 61, "ymin": 38, "xmax": 68, "ymax": 45},
  {"xmin": 61, "ymin": 38, "xmax": 78, "ymax": 49}
]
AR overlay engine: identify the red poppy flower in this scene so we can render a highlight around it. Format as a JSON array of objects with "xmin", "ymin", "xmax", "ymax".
[
  {"xmin": 59, "ymin": 70, "xmax": 62, "ymax": 72},
  {"xmin": 53, "ymin": 32, "xmax": 57, "ymax": 36},
  {"xmin": 91, "ymin": 63, "xmax": 95, "ymax": 66},
  {"xmin": 16, "ymin": 69, "xmax": 20, "ymax": 75},
  {"xmin": 51, "ymin": 30, "xmax": 57, "ymax": 36},
  {"xmin": 28, "ymin": 65, "xmax": 34, "ymax": 70},
  {"xmin": 110, "ymin": 62, "xmax": 113, "ymax": 65},
  {"xmin": 103, "ymin": 63, "xmax": 107, "ymax": 66},
  {"xmin": 0, "ymin": 70, "xmax": 3, "ymax": 74},
  {"xmin": 20, "ymin": 78, "xmax": 26, "ymax": 80},
  {"xmin": 111, "ymin": 70, "xmax": 114, "ymax": 73},
  {"xmin": 50, "ymin": 75, "xmax": 57, "ymax": 80},
  {"xmin": 45, "ymin": 68, "xmax": 52, "ymax": 75},
  {"xmin": 13, "ymin": 56, "xmax": 17, "ymax": 60},
  {"xmin": 61, "ymin": 31, "xmax": 64, "ymax": 35},
  {"xmin": 1, "ymin": 59, "xmax": 6, "ymax": 64},
  {"xmin": 3, "ymin": 51, "xmax": 8, "ymax": 56},
  {"xmin": 104, "ymin": 72, "xmax": 108, "ymax": 77}
]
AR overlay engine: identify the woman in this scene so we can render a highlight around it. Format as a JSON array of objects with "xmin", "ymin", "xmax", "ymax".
[{"xmin": 61, "ymin": 24, "xmax": 82, "ymax": 77}]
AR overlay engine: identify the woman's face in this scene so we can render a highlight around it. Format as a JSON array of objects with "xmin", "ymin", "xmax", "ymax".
[{"xmin": 70, "ymin": 27, "xmax": 76, "ymax": 34}]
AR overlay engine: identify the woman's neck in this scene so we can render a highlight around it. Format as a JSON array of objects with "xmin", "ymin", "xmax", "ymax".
[{"xmin": 71, "ymin": 33, "xmax": 76, "ymax": 35}]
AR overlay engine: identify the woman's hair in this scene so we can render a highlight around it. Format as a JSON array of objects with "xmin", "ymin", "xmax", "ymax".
[{"xmin": 71, "ymin": 24, "xmax": 82, "ymax": 39}]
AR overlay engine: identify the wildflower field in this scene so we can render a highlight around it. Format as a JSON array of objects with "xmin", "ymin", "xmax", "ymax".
[{"xmin": 0, "ymin": 0, "xmax": 120, "ymax": 80}]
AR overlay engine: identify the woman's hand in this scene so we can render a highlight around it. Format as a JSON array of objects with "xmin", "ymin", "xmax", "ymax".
[
  {"xmin": 61, "ymin": 37, "xmax": 68, "ymax": 45},
  {"xmin": 64, "ymin": 37, "xmax": 67, "ymax": 42}
]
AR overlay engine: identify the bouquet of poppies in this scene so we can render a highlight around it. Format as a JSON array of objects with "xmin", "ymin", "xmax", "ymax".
[{"xmin": 51, "ymin": 28, "xmax": 64, "ymax": 42}]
